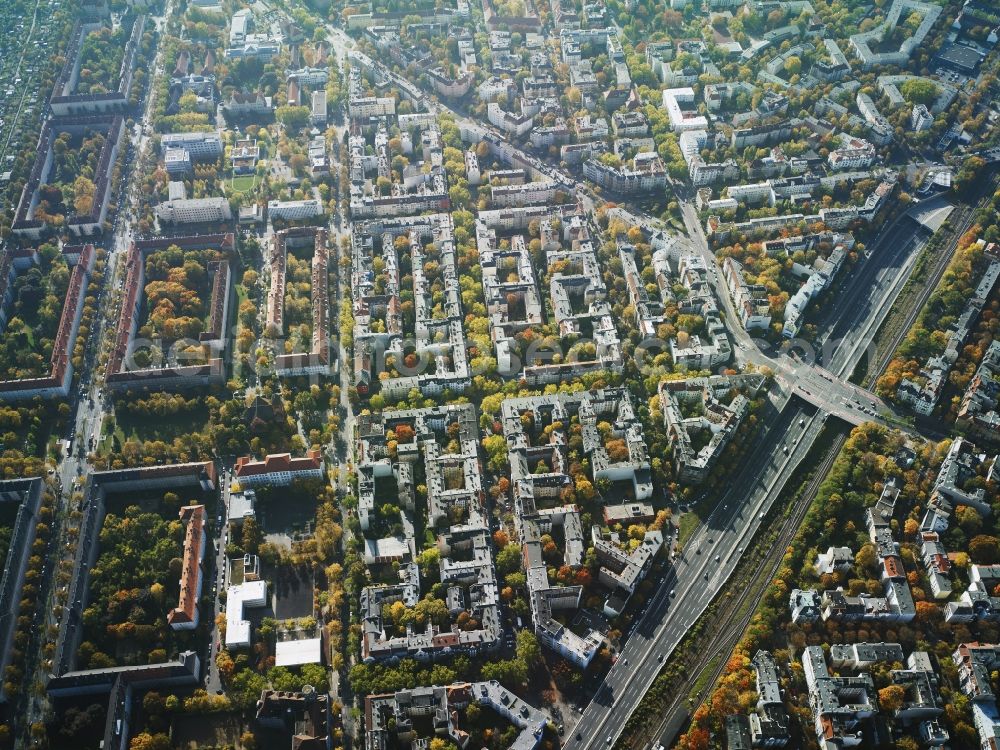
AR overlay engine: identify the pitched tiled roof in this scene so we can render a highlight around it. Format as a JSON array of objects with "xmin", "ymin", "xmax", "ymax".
[
  {"xmin": 167, "ymin": 505, "xmax": 205, "ymax": 626},
  {"xmin": 235, "ymin": 449, "xmax": 322, "ymax": 478}
]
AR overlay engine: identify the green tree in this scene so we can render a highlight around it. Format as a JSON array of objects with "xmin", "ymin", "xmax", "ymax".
[
  {"xmin": 900, "ymin": 78, "xmax": 937, "ymax": 106},
  {"xmin": 496, "ymin": 544, "xmax": 522, "ymax": 576},
  {"xmin": 276, "ymin": 106, "xmax": 311, "ymax": 129},
  {"xmin": 970, "ymin": 535, "xmax": 1000, "ymax": 564},
  {"xmin": 515, "ymin": 630, "xmax": 541, "ymax": 666},
  {"xmin": 242, "ymin": 517, "xmax": 263, "ymax": 555},
  {"xmin": 855, "ymin": 544, "xmax": 877, "ymax": 572}
]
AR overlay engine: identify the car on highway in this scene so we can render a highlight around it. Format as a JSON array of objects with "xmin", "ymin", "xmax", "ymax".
[{"xmin": 715, "ymin": 555, "xmax": 721, "ymax": 562}]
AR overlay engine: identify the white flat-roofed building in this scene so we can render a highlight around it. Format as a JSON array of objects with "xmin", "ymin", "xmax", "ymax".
[
  {"xmin": 225, "ymin": 579, "xmax": 267, "ymax": 648},
  {"xmin": 160, "ymin": 130, "xmax": 223, "ymax": 160},
  {"xmin": 226, "ymin": 36, "xmax": 281, "ymax": 60},
  {"xmin": 275, "ymin": 637, "xmax": 323, "ymax": 666},
  {"xmin": 231, "ymin": 138, "xmax": 259, "ymax": 175},
  {"xmin": 726, "ymin": 182, "xmax": 775, "ymax": 206},
  {"xmin": 478, "ymin": 76, "xmax": 516, "ymax": 102},
  {"xmin": 827, "ymin": 136, "xmax": 876, "ymax": 170},
  {"xmin": 268, "ymin": 199, "xmax": 323, "ymax": 221},
  {"xmin": 349, "ymin": 95, "xmax": 395, "ymax": 121},
  {"xmin": 156, "ymin": 197, "xmax": 232, "ymax": 224},
  {"xmin": 164, "ymin": 148, "xmax": 192, "ymax": 175},
  {"xmin": 364, "ymin": 536, "xmax": 411, "ymax": 565},
  {"xmin": 288, "ymin": 66, "xmax": 329, "ymax": 86},
  {"xmin": 663, "ymin": 87, "xmax": 708, "ymax": 132},
  {"xmin": 465, "ymin": 150, "xmax": 481, "ymax": 185},
  {"xmin": 912, "ymin": 103, "xmax": 933, "ymax": 131},
  {"xmin": 491, "ymin": 180, "xmax": 559, "ymax": 207},
  {"xmin": 227, "ymin": 488, "xmax": 256, "ymax": 524},
  {"xmin": 311, "ymin": 90, "xmax": 328, "ymax": 125},
  {"xmin": 230, "ymin": 8, "xmax": 251, "ymax": 45},
  {"xmin": 612, "ymin": 110, "xmax": 649, "ymax": 137},
  {"xmin": 857, "ymin": 92, "xmax": 894, "ymax": 145},
  {"xmin": 487, "ymin": 102, "xmax": 534, "ymax": 138},
  {"xmin": 167, "ymin": 181, "xmax": 187, "ymax": 201}
]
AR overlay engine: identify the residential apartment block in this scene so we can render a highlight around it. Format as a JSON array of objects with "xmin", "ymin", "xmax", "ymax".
[
  {"xmin": 352, "ymin": 213, "xmax": 470, "ymax": 399},
  {"xmin": 366, "ymin": 682, "xmax": 547, "ymax": 750},
  {"xmin": 899, "ymin": 245, "xmax": 1000, "ymax": 415},
  {"xmin": 502, "ymin": 389, "xmax": 653, "ymax": 664},
  {"xmin": 0, "ymin": 245, "xmax": 95, "ymax": 401},
  {"xmin": 619, "ymin": 241, "xmax": 732, "ymax": 370},
  {"xmin": 265, "ymin": 227, "xmax": 331, "ymax": 376},
  {"xmin": 957, "ymin": 340, "xmax": 1000, "ymax": 438},
  {"xmin": 160, "ymin": 130, "xmax": 223, "ymax": 161},
  {"xmin": 658, "ymin": 374, "xmax": 763, "ymax": 483},
  {"xmin": 582, "ymin": 152, "xmax": 667, "ymax": 194},
  {"xmin": 722, "ymin": 257, "xmax": 773, "ymax": 331},
  {"xmin": 357, "ymin": 404, "xmax": 502, "ymax": 662},
  {"xmin": 268, "ymin": 199, "xmax": 323, "ymax": 222},
  {"xmin": 850, "ymin": 0, "xmax": 941, "ymax": 70},
  {"xmin": 234, "ymin": 450, "xmax": 324, "ymax": 487},
  {"xmin": 167, "ymin": 505, "xmax": 206, "ymax": 630},
  {"xmin": 105, "ymin": 234, "xmax": 233, "ymax": 392},
  {"xmin": 662, "ymin": 87, "xmax": 708, "ymax": 132},
  {"xmin": 156, "ymin": 197, "xmax": 232, "ymax": 224}
]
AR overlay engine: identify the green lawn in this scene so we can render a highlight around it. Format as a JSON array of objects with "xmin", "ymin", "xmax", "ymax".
[
  {"xmin": 677, "ymin": 512, "xmax": 700, "ymax": 549},
  {"xmin": 229, "ymin": 174, "xmax": 257, "ymax": 193},
  {"xmin": 688, "ymin": 654, "xmax": 722, "ymax": 701}
]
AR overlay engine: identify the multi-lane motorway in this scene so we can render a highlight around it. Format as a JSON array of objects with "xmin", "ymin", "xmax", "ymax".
[
  {"xmin": 566, "ymin": 401, "xmax": 825, "ymax": 750},
  {"xmin": 568, "ymin": 195, "xmax": 954, "ymax": 750}
]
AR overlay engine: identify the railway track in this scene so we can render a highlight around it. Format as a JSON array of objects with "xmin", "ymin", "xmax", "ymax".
[
  {"xmin": 863, "ymin": 182, "xmax": 997, "ymax": 387},
  {"xmin": 630, "ymin": 428, "xmax": 847, "ymax": 749}
]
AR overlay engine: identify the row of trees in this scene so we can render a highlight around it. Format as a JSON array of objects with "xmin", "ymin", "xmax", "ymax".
[{"xmin": 0, "ymin": 483, "xmax": 56, "ymax": 705}]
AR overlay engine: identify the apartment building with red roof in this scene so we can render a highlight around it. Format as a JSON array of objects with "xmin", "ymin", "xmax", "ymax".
[
  {"xmin": 234, "ymin": 449, "xmax": 324, "ymax": 487},
  {"xmin": 168, "ymin": 504, "xmax": 206, "ymax": 630}
]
